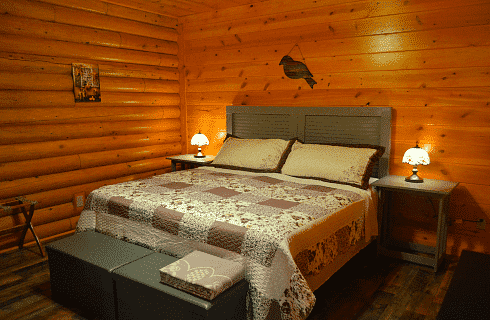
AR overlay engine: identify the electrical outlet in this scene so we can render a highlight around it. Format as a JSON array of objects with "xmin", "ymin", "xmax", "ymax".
[
  {"xmin": 477, "ymin": 219, "xmax": 486, "ymax": 230},
  {"xmin": 74, "ymin": 193, "xmax": 85, "ymax": 208}
]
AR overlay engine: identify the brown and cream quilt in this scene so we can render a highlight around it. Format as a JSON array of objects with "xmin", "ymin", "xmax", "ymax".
[{"xmin": 76, "ymin": 166, "xmax": 378, "ymax": 320}]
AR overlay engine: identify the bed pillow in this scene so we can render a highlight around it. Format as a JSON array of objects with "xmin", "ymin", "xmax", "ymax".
[
  {"xmin": 281, "ymin": 141, "xmax": 385, "ymax": 189},
  {"xmin": 211, "ymin": 135, "xmax": 296, "ymax": 173}
]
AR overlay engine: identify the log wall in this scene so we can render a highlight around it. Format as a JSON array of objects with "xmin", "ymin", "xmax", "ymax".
[
  {"xmin": 0, "ymin": 0, "xmax": 181, "ymax": 252},
  {"xmin": 181, "ymin": 0, "xmax": 490, "ymax": 256}
]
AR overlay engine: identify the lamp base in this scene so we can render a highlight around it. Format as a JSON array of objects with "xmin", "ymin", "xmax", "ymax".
[
  {"xmin": 405, "ymin": 173, "xmax": 424, "ymax": 183},
  {"xmin": 194, "ymin": 148, "xmax": 205, "ymax": 158}
]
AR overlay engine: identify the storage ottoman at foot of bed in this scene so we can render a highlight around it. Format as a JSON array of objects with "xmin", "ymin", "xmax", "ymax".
[
  {"xmin": 46, "ymin": 231, "xmax": 153, "ymax": 320},
  {"xmin": 112, "ymin": 253, "xmax": 249, "ymax": 320}
]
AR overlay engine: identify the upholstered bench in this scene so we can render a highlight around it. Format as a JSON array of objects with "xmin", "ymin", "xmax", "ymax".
[
  {"xmin": 112, "ymin": 252, "xmax": 248, "ymax": 320},
  {"xmin": 46, "ymin": 231, "xmax": 153, "ymax": 320}
]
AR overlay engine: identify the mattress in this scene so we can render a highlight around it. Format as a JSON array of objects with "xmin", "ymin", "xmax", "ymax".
[{"xmin": 76, "ymin": 166, "xmax": 378, "ymax": 320}]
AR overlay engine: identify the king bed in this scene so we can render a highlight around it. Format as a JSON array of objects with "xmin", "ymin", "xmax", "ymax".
[{"xmin": 76, "ymin": 106, "xmax": 392, "ymax": 320}]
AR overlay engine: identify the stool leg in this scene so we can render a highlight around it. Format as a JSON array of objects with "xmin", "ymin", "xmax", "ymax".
[
  {"xmin": 19, "ymin": 205, "xmax": 45, "ymax": 256},
  {"xmin": 18, "ymin": 206, "xmax": 30, "ymax": 250}
]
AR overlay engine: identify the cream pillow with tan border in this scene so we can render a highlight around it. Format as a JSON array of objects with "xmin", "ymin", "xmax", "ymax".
[
  {"xmin": 281, "ymin": 141, "xmax": 385, "ymax": 189},
  {"xmin": 211, "ymin": 136, "xmax": 295, "ymax": 172}
]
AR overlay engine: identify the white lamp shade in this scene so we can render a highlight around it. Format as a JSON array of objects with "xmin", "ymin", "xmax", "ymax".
[
  {"xmin": 402, "ymin": 146, "xmax": 430, "ymax": 166},
  {"xmin": 191, "ymin": 133, "xmax": 209, "ymax": 147}
]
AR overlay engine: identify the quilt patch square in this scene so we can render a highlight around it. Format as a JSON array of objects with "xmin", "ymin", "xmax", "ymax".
[
  {"xmin": 161, "ymin": 182, "xmax": 193, "ymax": 189},
  {"xmin": 207, "ymin": 221, "xmax": 248, "ymax": 253},
  {"xmin": 206, "ymin": 187, "xmax": 242, "ymax": 198},
  {"xmin": 258, "ymin": 198, "xmax": 300, "ymax": 209},
  {"xmin": 108, "ymin": 196, "xmax": 133, "ymax": 218},
  {"xmin": 253, "ymin": 176, "xmax": 283, "ymax": 184},
  {"xmin": 152, "ymin": 206, "xmax": 185, "ymax": 235}
]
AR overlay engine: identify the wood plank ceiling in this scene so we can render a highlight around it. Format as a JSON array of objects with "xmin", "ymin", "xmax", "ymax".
[{"xmin": 105, "ymin": 0, "xmax": 261, "ymax": 16}]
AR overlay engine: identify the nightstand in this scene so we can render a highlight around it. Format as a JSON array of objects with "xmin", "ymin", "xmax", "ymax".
[
  {"xmin": 372, "ymin": 175, "xmax": 459, "ymax": 272},
  {"xmin": 167, "ymin": 154, "xmax": 215, "ymax": 172}
]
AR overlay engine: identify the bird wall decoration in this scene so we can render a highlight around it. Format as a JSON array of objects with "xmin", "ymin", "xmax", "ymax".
[{"xmin": 279, "ymin": 55, "xmax": 317, "ymax": 89}]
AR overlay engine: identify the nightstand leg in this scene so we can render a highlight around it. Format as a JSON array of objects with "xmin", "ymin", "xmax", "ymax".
[
  {"xmin": 171, "ymin": 161, "xmax": 176, "ymax": 172},
  {"xmin": 377, "ymin": 188, "xmax": 391, "ymax": 250},
  {"xmin": 434, "ymin": 196, "xmax": 448, "ymax": 272}
]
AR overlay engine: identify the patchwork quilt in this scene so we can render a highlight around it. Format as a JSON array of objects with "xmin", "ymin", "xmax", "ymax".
[{"xmin": 76, "ymin": 167, "xmax": 376, "ymax": 320}]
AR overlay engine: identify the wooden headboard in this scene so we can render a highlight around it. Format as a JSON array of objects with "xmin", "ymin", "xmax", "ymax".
[{"xmin": 226, "ymin": 106, "xmax": 392, "ymax": 178}]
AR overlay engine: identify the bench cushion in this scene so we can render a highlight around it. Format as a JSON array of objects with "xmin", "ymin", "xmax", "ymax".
[{"xmin": 160, "ymin": 250, "xmax": 245, "ymax": 300}]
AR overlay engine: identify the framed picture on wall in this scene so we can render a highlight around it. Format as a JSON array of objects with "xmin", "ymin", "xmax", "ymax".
[{"xmin": 72, "ymin": 63, "xmax": 101, "ymax": 102}]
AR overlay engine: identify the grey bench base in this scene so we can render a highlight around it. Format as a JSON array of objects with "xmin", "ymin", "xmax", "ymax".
[
  {"xmin": 46, "ymin": 231, "xmax": 153, "ymax": 320},
  {"xmin": 113, "ymin": 253, "xmax": 248, "ymax": 320}
]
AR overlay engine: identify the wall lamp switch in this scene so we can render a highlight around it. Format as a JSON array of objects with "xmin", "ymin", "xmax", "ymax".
[{"xmin": 74, "ymin": 193, "xmax": 85, "ymax": 208}]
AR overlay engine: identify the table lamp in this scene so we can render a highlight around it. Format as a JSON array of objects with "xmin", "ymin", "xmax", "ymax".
[
  {"xmin": 402, "ymin": 143, "xmax": 430, "ymax": 183},
  {"xmin": 191, "ymin": 133, "xmax": 209, "ymax": 158}
]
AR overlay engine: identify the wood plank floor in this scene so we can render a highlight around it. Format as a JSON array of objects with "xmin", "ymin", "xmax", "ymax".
[{"xmin": 0, "ymin": 237, "xmax": 456, "ymax": 320}]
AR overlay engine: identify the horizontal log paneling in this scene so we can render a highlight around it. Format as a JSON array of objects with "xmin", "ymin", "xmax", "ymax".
[
  {"xmin": 0, "ymin": 143, "xmax": 180, "ymax": 181},
  {"xmin": 0, "ymin": 14, "xmax": 178, "ymax": 55},
  {"xmin": 40, "ymin": 0, "xmax": 178, "ymax": 28},
  {"xmin": 0, "ymin": 155, "xmax": 81, "ymax": 182},
  {"xmin": 0, "ymin": 119, "xmax": 181, "ymax": 145},
  {"xmin": 181, "ymin": 0, "xmax": 490, "ymax": 27},
  {"xmin": 0, "ymin": 72, "xmax": 73, "ymax": 91},
  {"xmin": 0, "ymin": 93, "xmax": 180, "ymax": 109},
  {"xmin": 78, "ymin": 143, "xmax": 180, "ymax": 168},
  {"xmin": 101, "ymin": 0, "xmax": 191, "ymax": 17},
  {"xmin": 184, "ymin": 3, "xmax": 490, "ymax": 45},
  {"xmin": 186, "ymin": 88, "xmax": 490, "ymax": 107},
  {"xmin": 182, "ymin": 0, "xmax": 490, "ymax": 256},
  {"xmin": 186, "ymin": 67, "xmax": 490, "ymax": 91},
  {"xmin": 0, "ymin": 131, "xmax": 181, "ymax": 163},
  {"xmin": 0, "ymin": 34, "xmax": 177, "ymax": 67},
  {"xmin": 0, "ymin": 0, "xmax": 181, "ymax": 252},
  {"xmin": 0, "ymin": 0, "xmax": 178, "ymax": 41},
  {"xmin": 0, "ymin": 106, "xmax": 180, "ymax": 124},
  {"xmin": 0, "ymin": 52, "xmax": 179, "ymax": 81},
  {"xmin": 185, "ymin": 46, "xmax": 490, "ymax": 81},
  {"xmin": 100, "ymin": 77, "xmax": 179, "ymax": 93}
]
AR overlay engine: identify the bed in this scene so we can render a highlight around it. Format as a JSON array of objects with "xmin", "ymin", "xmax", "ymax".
[{"xmin": 76, "ymin": 106, "xmax": 392, "ymax": 320}]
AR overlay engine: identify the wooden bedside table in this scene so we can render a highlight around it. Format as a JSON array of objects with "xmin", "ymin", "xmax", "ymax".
[
  {"xmin": 167, "ymin": 154, "xmax": 215, "ymax": 172},
  {"xmin": 372, "ymin": 175, "xmax": 459, "ymax": 272}
]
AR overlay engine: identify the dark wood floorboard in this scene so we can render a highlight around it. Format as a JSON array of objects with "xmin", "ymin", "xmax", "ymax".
[{"xmin": 0, "ymin": 237, "xmax": 456, "ymax": 320}]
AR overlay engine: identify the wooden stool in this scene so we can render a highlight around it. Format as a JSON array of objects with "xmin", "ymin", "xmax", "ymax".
[{"xmin": 0, "ymin": 196, "xmax": 44, "ymax": 256}]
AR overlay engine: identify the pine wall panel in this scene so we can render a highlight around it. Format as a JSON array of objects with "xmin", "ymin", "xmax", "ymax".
[
  {"xmin": 0, "ymin": 0, "xmax": 181, "ymax": 252},
  {"xmin": 182, "ymin": 0, "xmax": 490, "ymax": 256}
]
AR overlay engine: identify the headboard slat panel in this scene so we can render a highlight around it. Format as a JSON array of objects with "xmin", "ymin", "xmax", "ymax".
[
  {"xmin": 304, "ymin": 115, "xmax": 381, "ymax": 145},
  {"xmin": 232, "ymin": 113, "xmax": 297, "ymax": 140}
]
